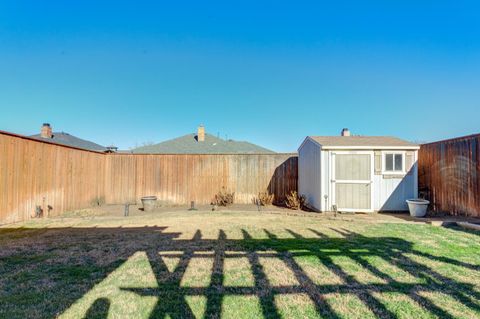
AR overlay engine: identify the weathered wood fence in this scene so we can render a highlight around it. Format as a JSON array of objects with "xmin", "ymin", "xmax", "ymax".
[
  {"xmin": 418, "ymin": 134, "xmax": 480, "ymax": 217},
  {"xmin": 0, "ymin": 131, "xmax": 297, "ymax": 224},
  {"xmin": 0, "ymin": 131, "xmax": 106, "ymax": 224},
  {"xmin": 105, "ymin": 154, "xmax": 297, "ymax": 205}
]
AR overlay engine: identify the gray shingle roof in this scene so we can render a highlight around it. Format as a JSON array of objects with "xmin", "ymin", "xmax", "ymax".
[
  {"xmin": 309, "ymin": 136, "xmax": 419, "ymax": 148},
  {"xmin": 30, "ymin": 132, "xmax": 106, "ymax": 151},
  {"xmin": 132, "ymin": 133, "xmax": 274, "ymax": 154}
]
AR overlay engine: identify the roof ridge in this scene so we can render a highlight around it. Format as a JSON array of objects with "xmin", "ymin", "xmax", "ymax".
[
  {"xmin": 132, "ymin": 131, "xmax": 274, "ymax": 153},
  {"xmin": 307, "ymin": 135, "xmax": 418, "ymax": 148},
  {"xmin": 30, "ymin": 131, "xmax": 106, "ymax": 151}
]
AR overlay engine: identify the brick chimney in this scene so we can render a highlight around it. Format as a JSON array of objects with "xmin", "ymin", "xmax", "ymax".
[
  {"xmin": 341, "ymin": 128, "xmax": 351, "ymax": 137},
  {"xmin": 197, "ymin": 125, "xmax": 205, "ymax": 142},
  {"xmin": 40, "ymin": 123, "xmax": 53, "ymax": 139}
]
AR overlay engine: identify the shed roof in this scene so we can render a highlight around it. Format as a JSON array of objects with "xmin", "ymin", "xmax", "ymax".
[{"xmin": 307, "ymin": 136, "xmax": 419, "ymax": 149}]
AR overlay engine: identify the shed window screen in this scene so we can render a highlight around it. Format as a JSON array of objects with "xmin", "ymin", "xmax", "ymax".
[
  {"xmin": 385, "ymin": 153, "xmax": 403, "ymax": 172},
  {"xmin": 335, "ymin": 154, "xmax": 371, "ymax": 180}
]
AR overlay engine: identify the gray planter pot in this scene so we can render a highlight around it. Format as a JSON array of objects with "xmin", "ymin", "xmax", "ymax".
[
  {"xmin": 406, "ymin": 199, "xmax": 430, "ymax": 217},
  {"xmin": 141, "ymin": 196, "xmax": 157, "ymax": 212}
]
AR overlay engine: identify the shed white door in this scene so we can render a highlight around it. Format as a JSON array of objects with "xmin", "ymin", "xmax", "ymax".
[{"xmin": 332, "ymin": 152, "xmax": 373, "ymax": 212}]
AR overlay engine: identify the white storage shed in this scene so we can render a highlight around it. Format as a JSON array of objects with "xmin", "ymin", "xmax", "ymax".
[{"xmin": 298, "ymin": 131, "xmax": 420, "ymax": 213}]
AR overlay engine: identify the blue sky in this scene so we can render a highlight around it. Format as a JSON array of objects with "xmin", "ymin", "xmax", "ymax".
[{"xmin": 0, "ymin": 1, "xmax": 479, "ymax": 151}]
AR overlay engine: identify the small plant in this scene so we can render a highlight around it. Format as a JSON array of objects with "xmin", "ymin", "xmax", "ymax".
[
  {"xmin": 253, "ymin": 191, "xmax": 274, "ymax": 206},
  {"xmin": 31, "ymin": 205, "xmax": 43, "ymax": 218},
  {"xmin": 90, "ymin": 196, "xmax": 105, "ymax": 207},
  {"xmin": 211, "ymin": 187, "xmax": 235, "ymax": 207},
  {"xmin": 285, "ymin": 191, "xmax": 306, "ymax": 210}
]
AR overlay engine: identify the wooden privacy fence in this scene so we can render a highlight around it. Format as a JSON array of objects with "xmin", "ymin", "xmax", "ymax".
[
  {"xmin": 0, "ymin": 131, "xmax": 106, "ymax": 224},
  {"xmin": 0, "ymin": 131, "xmax": 298, "ymax": 224},
  {"xmin": 105, "ymin": 154, "xmax": 297, "ymax": 205},
  {"xmin": 418, "ymin": 134, "xmax": 480, "ymax": 216}
]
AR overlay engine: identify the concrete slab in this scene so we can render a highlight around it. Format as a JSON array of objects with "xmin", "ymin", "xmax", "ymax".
[{"xmin": 457, "ymin": 222, "xmax": 480, "ymax": 231}]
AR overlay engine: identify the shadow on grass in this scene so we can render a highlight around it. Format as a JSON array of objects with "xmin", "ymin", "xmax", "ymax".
[
  {"xmin": 0, "ymin": 226, "xmax": 479, "ymax": 318},
  {"xmin": 84, "ymin": 297, "xmax": 110, "ymax": 319}
]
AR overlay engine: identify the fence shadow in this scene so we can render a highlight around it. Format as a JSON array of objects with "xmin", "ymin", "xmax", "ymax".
[
  {"xmin": 83, "ymin": 297, "xmax": 110, "ymax": 319},
  {"xmin": 1, "ymin": 226, "xmax": 479, "ymax": 318}
]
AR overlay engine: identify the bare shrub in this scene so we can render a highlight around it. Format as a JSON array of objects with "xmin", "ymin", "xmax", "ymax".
[
  {"xmin": 285, "ymin": 191, "xmax": 306, "ymax": 210},
  {"xmin": 211, "ymin": 188, "xmax": 235, "ymax": 207},
  {"xmin": 253, "ymin": 191, "xmax": 275, "ymax": 206},
  {"xmin": 90, "ymin": 196, "xmax": 105, "ymax": 207}
]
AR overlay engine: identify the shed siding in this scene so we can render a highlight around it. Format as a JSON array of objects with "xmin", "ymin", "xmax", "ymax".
[
  {"xmin": 373, "ymin": 150, "xmax": 418, "ymax": 211},
  {"xmin": 320, "ymin": 150, "xmax": 329, "ymax": 211},
  {"xmin": 298, "ymin": 139, "xmax": 322, "ymax": 211},
  {"xmin": 373, "ymin": 174, "xmax": 415, "ymax": 210},
  {"xmin": 321, "ymin": 149, "xmax": 418, "ymax": 212}
]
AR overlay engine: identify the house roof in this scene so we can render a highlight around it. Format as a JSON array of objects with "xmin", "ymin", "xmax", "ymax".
[
  {"xmin": 30, "ymin": 132, "xmax": 106, "ymax": 151},
  {"xmin": 132, "ymin": 133, "xmax": 274, "ymax": 154},
  {"xmin": 306, "ymin": 136, "xmax": 419, "ymax": 149}
]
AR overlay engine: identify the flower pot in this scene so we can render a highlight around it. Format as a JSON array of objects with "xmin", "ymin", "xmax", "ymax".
[
  {"xmin": 141, "ymin": 196, "xmax": 157, "ymax": 212},
  {"xmin": 406, "ymin": 199, "xmax": 430, "ymax": 217}
]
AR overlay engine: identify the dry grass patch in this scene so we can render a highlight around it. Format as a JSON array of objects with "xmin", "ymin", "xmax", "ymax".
[
  {"xmin": 359, "ymin": 255, "xmax": 420, "ymax": 284},
  {"xmin": 330, "ymin": 255, "xmax": 387, "ymax": 285},
  {"xmin": 221, "ymin": 295, "xmax": 263, "ymax": 319},
  {"xmin": 323, "ymin": 293, "xmax": 376, "ymax": 318},
  {"xmin": 185, "ymin": 296, "xmax": 207, "ymax": 319},
  {"xmin": 417, "ymin": 291, "xmax": 480, "ymax": 319},
  {"xmin": 223, "ymin": 256, "xmax": 255, "ymax": 287},
  {"xmin": 372, "ymin": 292, "xmax": 435, "ymax": 319},
  {"xmin": 180, "ymin": 255, "xmax": 214, "ymax": 287},
  {"xmin": 274, "ymin": 293, "xmax": 321, "ymax": 318},
  {"xmin": 293, "ymin": 256, "xmax": 343, "ymax": 285},
  {"xmin": 403, "ymin": 252, "xmax": 480, "ymax": 286},
  {"xmin": 259, "ymin": 256, "xmax": 299, "ymax": 286},
  {"xmin": 159, "ymin": 251, "xmax": 183, "ymax": 273}
]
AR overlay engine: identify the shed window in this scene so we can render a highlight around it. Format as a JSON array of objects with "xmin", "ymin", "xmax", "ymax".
[{"xmin": 384, "ymin": 153, "xmax": 404, "ymax": 173}]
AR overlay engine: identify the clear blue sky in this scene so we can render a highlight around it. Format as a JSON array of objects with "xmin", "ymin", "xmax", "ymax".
[{"xmin": 0, "ymin": 1, "xmax": 479, "ymax": 151}]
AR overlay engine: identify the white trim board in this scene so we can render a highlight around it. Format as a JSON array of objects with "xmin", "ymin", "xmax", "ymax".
[
  {"xmin": 321, "ymin": 145, "xmax": 420, "ymax": 150},
  {"xmin": 381, "ymin": 151, "xmax": 406, "ymax": 175},
  {"xmin": 297, "ymin": 136, "xmax": 323, "ymax": 152}
]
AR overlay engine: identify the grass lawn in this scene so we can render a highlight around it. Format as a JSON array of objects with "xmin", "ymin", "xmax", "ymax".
[{"xmin": 1, "ymin": 210, "xmax": 479, "ymax": 319}]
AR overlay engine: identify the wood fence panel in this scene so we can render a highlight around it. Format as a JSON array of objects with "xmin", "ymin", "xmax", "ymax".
[
  {"xmin": 104, "ymin": 155, "xmax": 136, "ymax": 204},
  {"xmin": 419, "ymin": 134, "xmax": 480, "ymax": 216},
  {"xmin": 105, "ymin": 153, "xmax": 298, "ymax": 205},
  {"xmin": 0, "ymin": 132, "xmax": 105, "ymax": 224}
]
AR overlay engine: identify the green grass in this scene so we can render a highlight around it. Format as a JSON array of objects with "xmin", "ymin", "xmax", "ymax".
[{"xmin": 0, "ymin": 211, "xmax": 479, "ymax": 318}]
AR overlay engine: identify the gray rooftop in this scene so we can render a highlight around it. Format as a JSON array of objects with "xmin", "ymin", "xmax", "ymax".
[
  {"xmin": 30, "ymin": 132, "xmax": 106, "ymax": 151},
  {"xmin": 309, "ymin": 136, "xmax": 419, "ymax": 148},
  {"xmin": 132, "ymin": 133, "xmax": 274, "ymax": 154}
]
